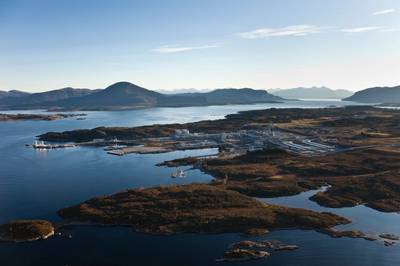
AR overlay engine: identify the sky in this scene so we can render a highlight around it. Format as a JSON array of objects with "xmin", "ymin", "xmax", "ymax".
[{"xmin": 0, "ymin": 0, "xmax": 399, "ymax": 92}]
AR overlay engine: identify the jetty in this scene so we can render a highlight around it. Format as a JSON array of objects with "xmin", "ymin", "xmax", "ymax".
[{"xmin": 28, "ymin": 140, "xmax": 75, "ymax": 150}]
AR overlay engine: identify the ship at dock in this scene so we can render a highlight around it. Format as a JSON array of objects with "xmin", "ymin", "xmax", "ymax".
[
  {"xmin": 171, "ymin": 169, "xmax": 187, "ymax": 178},
  {"xmin": 32, "ymin": 140, "xmax": 51, "ymax": 149},
  {"xmin": 29, "ymin": 140, "xmax": 75, "ymax": 150}
]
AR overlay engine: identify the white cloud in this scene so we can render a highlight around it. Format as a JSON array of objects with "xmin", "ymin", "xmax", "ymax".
[
  {"xmin": 152, "ymin": 44, "xmax": 218, "ymax": 53},
  {"xmin": 380, "ymin": 27, "xmax": 400, "ymax": 32},
  {"xmin": 340, "ymin": 26, "xmax": 381, "ymax": 33},
  {"xmin": 372, "ymin": 9, "xmax": 396, "ymax": 15},
  {"xmin": 236, "ymin": 25, "xmax": 325, "ymax": 39}
]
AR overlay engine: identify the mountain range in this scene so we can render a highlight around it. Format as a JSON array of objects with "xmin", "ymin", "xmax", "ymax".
[
  {"xmin": 4, "ymin": 82, "xmax": 398, "ymax": 110},
  {"xmin": 0, "ymin": 82, "xmax": 282, "ymax": 110},
  {"xmin": 343, "ymin": 85, "xmax": 400, "ymax": 104},
  {"xmin": 0, "ymin": 90, "xmax": 30, "ymax": 99},
  {"xmin": 157, "ymin": 88, "xmax": 212, "ymax": 94},
  {"xmin": 268, "ymin": 87, "xmax": 353, "ymax": 99},
  {"xmin": 175, "ymin": 88, "xmax": 283, "ymax": 105},
  {"xmin": 0, "ymin": 87, "xmax": 97, "ymax": 108}
]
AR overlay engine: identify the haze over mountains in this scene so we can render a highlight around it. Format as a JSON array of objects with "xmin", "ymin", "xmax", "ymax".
[
  {"xmin": 0, "ymin": 90, "xmax": 30, "ymax": 99},
  {"xmin": 268, "ymin": 87, "xmax": 353, "ymax": 99},
  {"xmin": 158, "ymin": 88, "xmax": 212, "ymax": 94},
  {"xmin": 0, "ymin": 88, "xmax": 97, "ymax": 108},
  {"xmin": 0, "ymin": 82, "xmax": 282, "ymax": 110},
  {"xmin": 2, "ymin": 82, "xmax": 399, "ymax": 110},
  {"xmin": 175, "ymin": 88, "xmax": 283, "ymax": 105}
]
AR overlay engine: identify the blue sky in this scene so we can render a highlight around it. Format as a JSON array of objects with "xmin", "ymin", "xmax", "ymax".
[{"xmin": 1, "ymin": 0, "xmax": 399, "ymax": 92}]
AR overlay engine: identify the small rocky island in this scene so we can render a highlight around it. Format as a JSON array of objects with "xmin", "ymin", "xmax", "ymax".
[
  {"xmin": 217, "ymin": 240, "xmax": 299, "ymax": 262},
  {"xmin": 0, "ymin": 220, "xmax": 54, "ymax": 242},
  {"xmin": 58, "ymin": 184, "xmax": 349, "ymax": 235},
  {"xmin": 0, "ymin": 113, "xmax": 86, "ymax": 121}
]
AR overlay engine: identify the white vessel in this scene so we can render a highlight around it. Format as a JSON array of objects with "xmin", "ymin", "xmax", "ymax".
[
  {"xmin": 171, "ymin": 169, "xmax": 186, "ymax": 178},
  {"xmin": 32, "ymin": 140, "xmax": 50, "ymax": 149}
]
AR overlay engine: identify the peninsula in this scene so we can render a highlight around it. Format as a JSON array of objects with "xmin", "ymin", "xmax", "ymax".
[{"xmin": 39, "ymin": 106, "xmax": 400, "ymax": 212}]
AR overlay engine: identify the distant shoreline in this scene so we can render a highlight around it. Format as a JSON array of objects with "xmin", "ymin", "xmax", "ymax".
[
  {"xmin": 0, "ymin": 100, "xmax": 284, "ymax": 112},
  {"xmin": 0, "ymin": 113, "xmax": 86, "ymax": 121}
]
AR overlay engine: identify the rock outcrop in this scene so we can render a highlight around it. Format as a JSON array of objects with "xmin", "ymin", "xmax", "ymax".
[{"xmin": 0, "ymin": 220, "xmax": 54, "ymax": 242}]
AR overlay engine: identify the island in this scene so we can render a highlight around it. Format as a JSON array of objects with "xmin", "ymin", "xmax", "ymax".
[
  {"xmin": 0, "ymin": 220, "xmax": 54, "ymax": 242},
  {"xmin": 58, "ymin": 184, "xmax": 349, "ymax": 234},
  {"xmin": 219, "ymin": 248, "xmax": 270, "ymax": 262},
  {"xmin": 217, "ymin": 239, "xmax": 300, "ymax": 262},
  {"xmin": 0, "ymin": 113, "xmax": 86, "ymax": 121},
  {"xmin": 55, "ymin": 182, "xmax": 400, "ymax": 255},
  {"xmin": 39, "ymin": 106, "xmax": 400, "ymax": 212}
]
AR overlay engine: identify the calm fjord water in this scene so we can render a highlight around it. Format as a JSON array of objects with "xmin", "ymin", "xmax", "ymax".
[{"xmin": 1, "ymin": 101, "xmax": 399, "ymax": 266}]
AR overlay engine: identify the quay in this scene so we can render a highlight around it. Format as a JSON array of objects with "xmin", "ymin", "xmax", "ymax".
[{"xmin": 28, "ymin": 140, "xmax": 75, "ymax": 150}]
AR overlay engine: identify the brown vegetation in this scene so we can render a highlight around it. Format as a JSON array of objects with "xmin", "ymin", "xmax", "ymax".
[
  {"xmin": 157, "ymin": 145, "xmax": 400, "ymax": 212},
  {"xmin": 0, "ymin": 220, "xmax": 54, "ymax": 242},
  {"xmin": 200, "ymin": 148, "xmax": 400, "ymax": 212},
  {"xmin": 40, "ymin": 106, "xmax": 400, "ymax": 142},
  {"xmin": 58, "ymin": 184, "xmax": 349, "ymax": 234},
  {"xmin": 40, "ymin": 106, "xmax": 400, "ymax": 212},
  {"xmin": 157, "ymin": 156, "xmax": 199, "ymax": 167}
]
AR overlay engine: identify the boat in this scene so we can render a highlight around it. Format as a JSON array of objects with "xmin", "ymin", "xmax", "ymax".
[
  {"xmin": 32, "ymin": 140, "xmax": 52, "ymax": 149},
  {"xmin": 31, "ymin": 140, "xmax": 76, "ymax": 149},
  {"xmin": 171, "ymin": 169, "xmax": 187, "ymax": 178}
]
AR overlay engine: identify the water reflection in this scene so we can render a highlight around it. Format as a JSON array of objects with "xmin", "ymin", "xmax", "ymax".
[{"xmin": 260, "ymin": 187, "xmax": 400, "ymax": 234}]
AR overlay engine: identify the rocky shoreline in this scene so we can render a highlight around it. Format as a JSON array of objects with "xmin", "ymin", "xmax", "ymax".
[
  {"xmin": 37, "ymin": 106, "xmax": 400, "ymax": 212},
  {"xmin": 5, "ymin": 106, "xmax": 400, "ymax": 256},
  {"xmin": 1, "ymin": 182, "xmax": 398, "ymax": 254},
  {"xmin": 217, "ymin": 240, "xmax": 299, "ymax": 262},
  {"xmin": 160, "ymin": 148, "xmax": 400, "ymax": 213},
  {"xmin": 57, "ymin": 184, "xmax": 350, "ymax": 235},
  {"xmin": 0, "ymin": 220, "xmax": 54, "ymax": 243}
]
